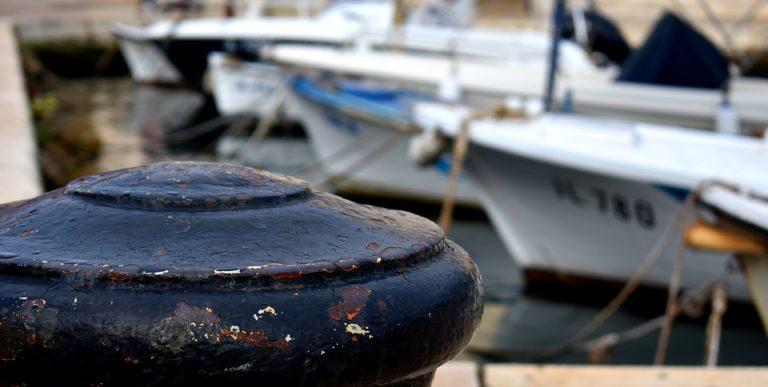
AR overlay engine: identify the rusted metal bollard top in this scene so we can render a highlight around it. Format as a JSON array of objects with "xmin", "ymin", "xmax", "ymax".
[{"xmin": 0, "ymin": 162, "xmax": 483, "ymax": 386}]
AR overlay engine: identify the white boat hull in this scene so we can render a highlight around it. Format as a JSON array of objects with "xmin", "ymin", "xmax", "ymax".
[
  {"xmin": 209, "ymin": 53, "xmax": 286, "ymax": 117},
  {"xmin": 116, "ymin": 36, "xmax": 182, "ymax": 84},
  {"xmin": 292, "ymin": 96, "xmax": 477, "ymax": 205},
  {"xmin": 466, "ymin": 143, "xmax": 749, "ymax": 300}
]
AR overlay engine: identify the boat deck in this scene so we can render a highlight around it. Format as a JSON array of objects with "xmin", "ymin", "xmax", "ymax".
[{"xmin": 434, "ymin": 361, "xmax": 768, "ymax": 387}]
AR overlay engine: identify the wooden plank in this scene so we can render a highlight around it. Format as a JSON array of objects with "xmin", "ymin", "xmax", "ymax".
[
  {"xmin": 0, "ymin": 20, "xmax": 42, "ymax": 203},
  {"xmin": 485, "ymin": 364, "xmax": 768, "ymax": 387},
  {"xmin": 433, "ymin": 361, "xmax": 480, "ymax": 387},
  {"xmin": 741, "ymin": 254, "xmax": 768, "ymax": 337}
]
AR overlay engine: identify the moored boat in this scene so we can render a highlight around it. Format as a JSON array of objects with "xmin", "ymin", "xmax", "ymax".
[
  {"xmin": 413, "ymin": 102, "xmax": 768, "ymax": 301},
  {"xmin": 113, "ymin": 0, "xmax": 396, "ymax": 88},
  {"xmin": 288, "ymin": 76, "xmax": 478, "ymax": 205}
]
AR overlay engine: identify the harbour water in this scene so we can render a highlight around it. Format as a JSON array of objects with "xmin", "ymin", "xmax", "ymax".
[{"xmin": 38, "ymin": 76, "xmax": 768, "ymax": 366}]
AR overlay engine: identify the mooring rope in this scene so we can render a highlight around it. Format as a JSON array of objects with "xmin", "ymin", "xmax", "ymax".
[
  {"xmin": 230, "ymin": 85, "xmax": 290, "ymax": 164},
  {"xmin": 310, "ymin": 129, "xmax": 407, "ymax": 189},
  {"xmin": 438, "ymin": 105, "xmax": 521, "ymax": 235},
  {"xmin": 705, "ymin": 281, "xmax": 729, "ymax": 366},
  {"xmin": 654, "ymin": 221, "xmax": 690, "ymax": 365}
]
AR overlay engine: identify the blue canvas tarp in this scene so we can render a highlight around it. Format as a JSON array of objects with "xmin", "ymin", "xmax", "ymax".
[
  {"xmin": 292, "ymin": 77, "xmax": 419, "ymax": 126},
  {"xmin": 561, "ymin": 9, "xmax": 632, "ymax": 65},
  {"xmin": 617, "ymin": 12, "xmax": 729, "ymax": 89}
]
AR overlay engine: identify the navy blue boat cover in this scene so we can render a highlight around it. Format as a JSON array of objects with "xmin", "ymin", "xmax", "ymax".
[
  {"xmin": 617, "ymin": 12, "xmax": 729, "ymax": 89},
  {"xmin": 562, "ymin": 10, "xmax": 632, "ymax": 65}
]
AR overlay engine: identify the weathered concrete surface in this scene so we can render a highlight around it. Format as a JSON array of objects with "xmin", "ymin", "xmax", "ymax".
[
  {"xmin": 0, "ymin": 21, "xmax": 43, "ymax": 203},
  {"xmin": 433, "ymin": 361, "xmax": 768, "ymax": 387},
  {"xmin": 432, "ymin": 361, "xmax": 481, "ymax": 387},
  {"xmin": 485, "ymin": 364, "xmax": 768, "ymax": 387}
]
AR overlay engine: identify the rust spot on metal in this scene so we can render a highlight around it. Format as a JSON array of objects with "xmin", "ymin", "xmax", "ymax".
[
  {"xmin": 20, "ymin": 229, "xmax": 38, "ymax": 237},
  {"xmin": 328, "ymin": 286, "xmax": 371, "ymax": 321},
  {"xmin": 221, "ymin": 328, "xmax": 289, "ymax": 349},
  {"xmin": 334, "ymin": 258, "xmax": 361, "ymax": 272},
  {"xmin": 107, "ymin": 271, "xmax": 130, "ymax": 282},
  {"xmin": 271, "ymin": 272, "xmax": 303, "ymax": 280},
  {"xmin": 365, "ymin": 242, "xmax": 379, "ymax": 251},
  {"xmin": 152, "ymin": 247, "xmax": 168, "ymax": 257},
  {"xmin": 26, "ymin": 331, "xmax": 36, "ymax": 344}
]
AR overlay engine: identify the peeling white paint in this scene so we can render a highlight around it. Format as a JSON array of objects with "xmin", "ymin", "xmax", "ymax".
[
  {"xmin": 345, "ymin": 323, "xmax": 370, "ymax": 335},
  {"xmin": 224, "ymin": 363, "xmax": 253, "ymax": 373},
  {"xmin": 214, "ymin": 269, "xmax": 241, "ymax": 275}
]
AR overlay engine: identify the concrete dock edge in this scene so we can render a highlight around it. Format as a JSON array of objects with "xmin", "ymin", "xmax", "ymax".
[{"xmin": 0, "ymin": 20, "xmax": 42, "ymax": 203}]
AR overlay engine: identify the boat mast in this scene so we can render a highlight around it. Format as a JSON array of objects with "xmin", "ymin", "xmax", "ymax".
[{"xmin": 544, "ymin": 0, "xmax": 567, "ymax": 112}]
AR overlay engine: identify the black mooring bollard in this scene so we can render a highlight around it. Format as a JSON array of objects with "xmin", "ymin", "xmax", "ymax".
[{"xmin": 0, "ymin": 162, "xmax": 483, "ymax": 386}]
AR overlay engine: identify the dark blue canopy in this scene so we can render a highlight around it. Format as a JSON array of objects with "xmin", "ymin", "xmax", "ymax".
[
  {"xmin": 561, "ymin": 9, "xmax": 632, "ymax": 65},
  {"xmin": 617, "ymin": 12, "xmax": 729, "ymax": 89}
]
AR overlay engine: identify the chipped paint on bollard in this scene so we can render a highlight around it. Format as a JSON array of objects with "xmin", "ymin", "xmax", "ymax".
[{"xmin": 0, "ymin": 162, "xmax": 483, "ymax": 386}]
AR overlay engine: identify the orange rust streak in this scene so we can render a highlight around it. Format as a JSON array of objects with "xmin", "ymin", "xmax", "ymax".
[
  {"xmin": 328, "ymin": 286, "xmax": 372, "ymax": 321},
  {"xmin": 221, "ymin": 329, "xmax": 289, "ymax": 349},
  {"xmin": 347, "ymin": 310, "xmax": 362, "ymax": 321},
  {"xmin": 272, "ymin": 272, "xmax": 304, "ymax": 280},
  {"xmin": 107, "ymin": 271, "xmax": 130, "ymax": 281}
]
